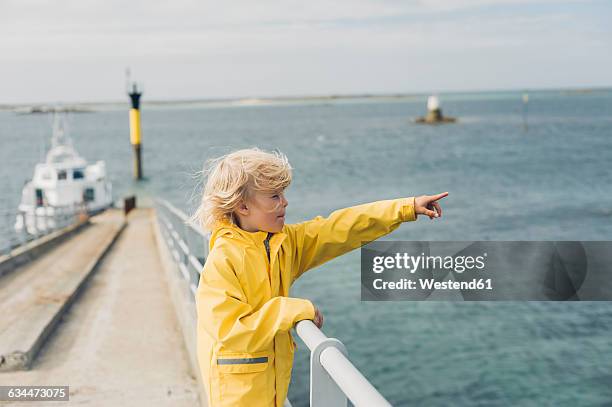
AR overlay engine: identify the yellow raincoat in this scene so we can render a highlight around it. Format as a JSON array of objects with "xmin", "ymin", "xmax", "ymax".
[{"xmin": 196, "ymin": 197, "xmax": 417, "ymax": 406}]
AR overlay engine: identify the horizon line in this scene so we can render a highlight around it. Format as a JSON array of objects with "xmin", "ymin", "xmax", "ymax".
[{"xmin": 1, "ymin": 84, "xmax": 611, "ymax": 108}]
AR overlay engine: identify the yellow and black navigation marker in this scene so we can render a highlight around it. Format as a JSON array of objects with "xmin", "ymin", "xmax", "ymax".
[{"xmin": 128, "ymin": 80, "xmax": 143, "ymax": 180}]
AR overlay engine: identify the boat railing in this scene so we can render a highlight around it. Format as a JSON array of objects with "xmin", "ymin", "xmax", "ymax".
[
  {"xmin": 153, "ymin": 198, "xmax": 392, "ymax": 407},
  {"xmin": 0, "ymin": 203, "xmax": 87, "ymax": 256}
]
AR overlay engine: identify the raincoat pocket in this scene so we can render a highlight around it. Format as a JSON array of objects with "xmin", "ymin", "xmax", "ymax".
[{"xmin": 213, "ymin": 350, "xmax": 274, "ymax": 405}]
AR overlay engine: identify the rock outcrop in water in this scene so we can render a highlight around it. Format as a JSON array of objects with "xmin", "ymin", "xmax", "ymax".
[{"xmin": 415, "ymin": 95, "xmax": 457, "ymax": 124}]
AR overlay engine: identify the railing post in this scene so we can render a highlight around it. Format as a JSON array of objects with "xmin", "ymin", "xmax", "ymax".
[
  {"xmin": 296, "ymin": 321, "xmax": 348, "ymax": 407},
  {"xmin": 296, "ymin": 320, "xmax": 393, "ymax": 407},
  {"xmin": 311, "ymin": 338, "xmax": 348, "ymax": 407}
]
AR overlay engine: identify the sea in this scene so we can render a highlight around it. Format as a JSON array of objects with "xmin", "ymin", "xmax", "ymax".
[{"xmin": 1, "ymin": 89, "xmax": 611, "ymax": 406}]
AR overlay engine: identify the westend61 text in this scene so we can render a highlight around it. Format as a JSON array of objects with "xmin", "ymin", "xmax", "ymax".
[
  {"xmin": 372, "ymin": 252, "xmax": 487, "ymax": 274},
  {"xmin": 373, "ymin": 278, "xmax": 493, "ymax": 290}
]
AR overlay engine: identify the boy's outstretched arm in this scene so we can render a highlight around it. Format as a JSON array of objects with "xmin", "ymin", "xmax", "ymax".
[
  {"xmin": 197, "ymin": 251, "xmax": 315, "ymax": 352},
  {"xmin": 286, "ymin": 193, "xmax": 448, "ymax": 281}
]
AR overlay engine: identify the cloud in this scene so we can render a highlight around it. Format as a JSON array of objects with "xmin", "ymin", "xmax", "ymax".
[
  {"xmin": 0, "ymin": 1, "xmax": 587, "ymax": 58},
  {"xmin": 0, "ymin": 0, "xmax": 609, "ymax": 102}
]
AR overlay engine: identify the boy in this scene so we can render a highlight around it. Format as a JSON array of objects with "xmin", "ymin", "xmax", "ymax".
[{"xmin": 192, "ymin": 148, "xmax": 447, "ymax": 406}]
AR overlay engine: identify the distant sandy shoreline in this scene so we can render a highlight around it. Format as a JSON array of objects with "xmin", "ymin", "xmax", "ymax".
[{"xmin": 1, "ymin": 87, "xmax": 610, "ymax": 113}]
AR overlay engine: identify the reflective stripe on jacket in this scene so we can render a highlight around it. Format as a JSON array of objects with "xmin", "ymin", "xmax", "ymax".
[{"xmin": 196, "ymin": 197, "xmax": 417, "ymax": 406}]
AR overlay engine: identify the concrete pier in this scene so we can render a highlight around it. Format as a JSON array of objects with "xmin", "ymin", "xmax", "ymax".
[{"xmin": 0, "ymin": 209, "xmax": 201, "ymax": 406}]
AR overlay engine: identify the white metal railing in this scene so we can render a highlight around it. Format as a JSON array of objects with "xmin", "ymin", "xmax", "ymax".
[
  {"xmin": 296, "ymin": 320, "xmax": 391, "ymax": 407},
  {"xmin": 153, "ymin": 198, "xmax": 209, "ymax": 298},
  {"xmin": 0, "ymin": 203, "xmax": 87, "ymax": 256},
  {"xmin": 153, "ymin": 198, "xmax": 392, "ymax": 407}
]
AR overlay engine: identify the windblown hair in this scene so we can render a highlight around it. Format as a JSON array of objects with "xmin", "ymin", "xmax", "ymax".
[{"xmin": 189, "ymin": 147, "xmax": 292, "ymax": 232}]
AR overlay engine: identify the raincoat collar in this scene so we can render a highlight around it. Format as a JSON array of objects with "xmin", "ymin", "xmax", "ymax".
[{"xmin": 209, "ymin": 218, "xmax": 286, "ymax": 251}]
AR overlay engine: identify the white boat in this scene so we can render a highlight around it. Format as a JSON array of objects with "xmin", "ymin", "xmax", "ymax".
[{"xmin": 14, "ymin": 114, "xmax": 113, "ymax": 234}]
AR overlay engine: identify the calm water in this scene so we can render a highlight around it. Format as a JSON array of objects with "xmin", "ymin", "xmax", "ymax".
[{"xmin": 1, "ymin": 90, "xmax": 612, "ymax": 405}]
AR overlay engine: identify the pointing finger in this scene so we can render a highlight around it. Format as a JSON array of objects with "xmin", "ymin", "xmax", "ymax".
[{"xmin": 431, "ymin": 192, "xmax": 449, "ymax": 202}]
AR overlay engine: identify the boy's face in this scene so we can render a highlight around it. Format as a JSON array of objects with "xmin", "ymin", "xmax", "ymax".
[{"xmin": 237, "ymin": 189, "xmax": 288, "ymax": 233}]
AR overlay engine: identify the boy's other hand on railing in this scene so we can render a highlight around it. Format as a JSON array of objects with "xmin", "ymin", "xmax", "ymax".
[
  {"xmin": 313, "ymin": 306, "xmax": 324, "ymax": 329},
  {"xmin": 415, "ymin": 192, "xmax": 449, "ymax": 220}
]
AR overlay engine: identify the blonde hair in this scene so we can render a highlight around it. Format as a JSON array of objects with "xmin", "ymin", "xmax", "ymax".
[{"xmin": 189, "ymin": 147, "xmax": 292, "ymax": 232}]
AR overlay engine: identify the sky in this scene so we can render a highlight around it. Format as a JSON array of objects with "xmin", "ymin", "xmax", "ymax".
[{"xmin": 1, "ymin": 0, "xmax": 611, "ymax": 104}]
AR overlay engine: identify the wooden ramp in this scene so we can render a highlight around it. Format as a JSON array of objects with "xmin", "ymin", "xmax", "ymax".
[{"xmin": 0, "ymin": 208, "xmax": 200, "ymax": 406}]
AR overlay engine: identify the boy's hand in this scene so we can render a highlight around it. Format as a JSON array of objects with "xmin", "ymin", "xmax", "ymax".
[
  {"xmin": 313, "ymin": 306, "xmax": 324, "ymax": 329},
  {"xmin": 415, "ymin": 192, "xmax": 449, "ymax": 220}
]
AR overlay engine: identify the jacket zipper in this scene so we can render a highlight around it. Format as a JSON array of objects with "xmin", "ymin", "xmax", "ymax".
[
  {"xmin": 264, "ymin": 233, "xmax": 284, "ymax": 296},
  {"xmin": 263, "ymin": 233, "xmax": 272, "ymax": 262},
  {"xmin": 263, "ymin": 231, "xmax": 280, "ymax": 402},
  {"xmin": 263, "ymin": 233, "xmax": 274, "ymax": 292}
]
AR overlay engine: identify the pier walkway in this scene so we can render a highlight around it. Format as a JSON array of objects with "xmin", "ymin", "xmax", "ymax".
[{"xmin": 0, "ymin": 209, "xmax": 201, "ymax": 406}]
